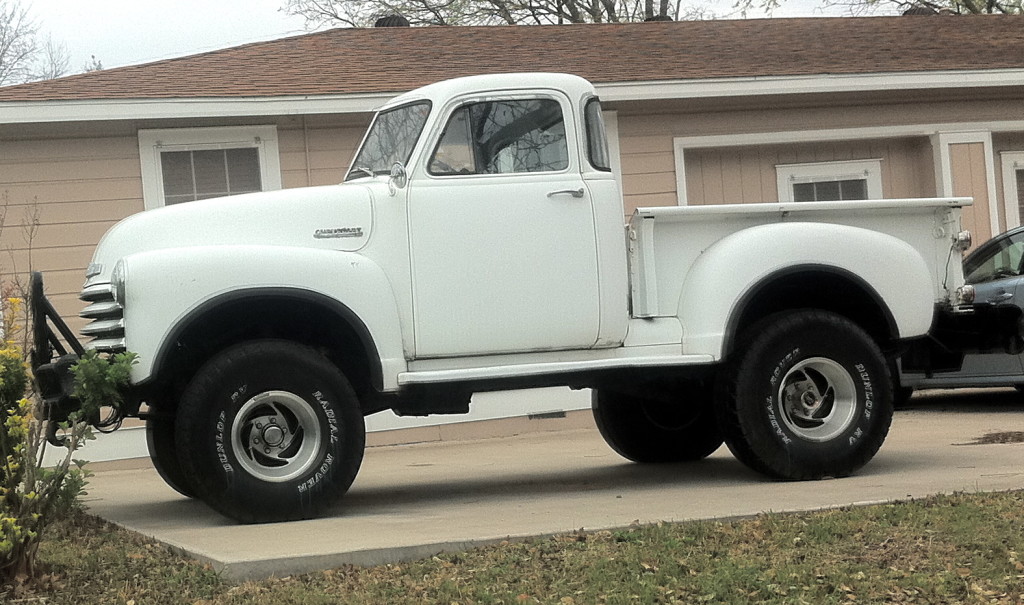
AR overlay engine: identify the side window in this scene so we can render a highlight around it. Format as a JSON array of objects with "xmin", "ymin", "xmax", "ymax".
[
  {"xmin": 965, "ymin": 233, "xmax": 1024, "ymax": 284},
  {"xmin": 430, "ymin": 99, "xmax": 568, "ymax": 176},
  {"xmin": 584, "ymin": 98, "xmax": 611, "ymax": 172}
]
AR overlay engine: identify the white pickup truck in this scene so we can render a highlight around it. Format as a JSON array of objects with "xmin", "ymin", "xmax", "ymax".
[{"xmin": 32, "ymin": 73, "xmax": 1008, "ymax": 524}]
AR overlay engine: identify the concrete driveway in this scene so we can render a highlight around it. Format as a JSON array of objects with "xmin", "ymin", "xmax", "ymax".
[{"xmin": 83, "ymin": 388, "xmax": 1024, "ymax": 580}]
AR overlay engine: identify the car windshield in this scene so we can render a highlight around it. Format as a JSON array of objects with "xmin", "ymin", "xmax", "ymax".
[
  {"xmin": 964, "ymin": 230, "xmax": 1024, "ymax": 284},
  {"xmin": 345, "ymin": 101, "xmax": 431, "ymax": 181}
]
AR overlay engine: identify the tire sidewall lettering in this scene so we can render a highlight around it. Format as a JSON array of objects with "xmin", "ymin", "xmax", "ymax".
[
  {"xmin": 314, "ymin": 390, "xmax": 340, "ymax": 446},
  {"xmin": 215, "ymin": 410, "xmax": 233, "ymax": 474}
]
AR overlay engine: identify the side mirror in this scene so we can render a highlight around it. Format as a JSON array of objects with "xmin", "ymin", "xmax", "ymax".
[{"xmin": 388, "ymin": 163, "xmax": 407, "ymax": 195}]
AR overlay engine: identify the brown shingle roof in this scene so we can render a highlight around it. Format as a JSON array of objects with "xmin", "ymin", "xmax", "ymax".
[{"xmin": 0, "ymin": 15, "xmax": 1021, "ymax": 102}]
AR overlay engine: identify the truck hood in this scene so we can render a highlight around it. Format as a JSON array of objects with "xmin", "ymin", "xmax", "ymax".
[{"xmin": 86, "ymin": 184, "xmax": 375, "ymax": 285}]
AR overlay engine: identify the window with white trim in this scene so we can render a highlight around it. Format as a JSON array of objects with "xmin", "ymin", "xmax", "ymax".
[
  {"xmin": 138, "ymin": 126, "xmax": 282, "ymax": 210},
  {"xmin": 776, "ymin": 159, "xmax": 883, "ymax": 202}
]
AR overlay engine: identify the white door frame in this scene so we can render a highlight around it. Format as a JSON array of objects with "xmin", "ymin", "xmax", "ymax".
[{"xmin": 1001, "ymin": 151, "xmax": 1024, "ymax": 231}]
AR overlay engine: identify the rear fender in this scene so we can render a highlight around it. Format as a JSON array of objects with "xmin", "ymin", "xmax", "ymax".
[{"xmin": 677, "ymin": 222, "xmax": 934, "ymax": 359}]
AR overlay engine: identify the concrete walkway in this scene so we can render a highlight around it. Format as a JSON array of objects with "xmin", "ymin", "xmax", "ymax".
[{"xmin": 83, "ymin": 388, "xmax": 1024, "ymax": 580}]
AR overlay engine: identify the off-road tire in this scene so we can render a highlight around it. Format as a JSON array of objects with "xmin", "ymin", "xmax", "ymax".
[
  {"xmin": 593, "ymin": 381, "xmax": 723, "ymax": 463},
  {"xmin": 716, "ymin": 310, "xmax": 893, "ymax": 480},
  {"xmin": 146, "ymin": 414, "xmax": 196, "ymax": 498},
  {"xmin": 176, "ymin": 340, "xmax": 365, "ymax": 523}
]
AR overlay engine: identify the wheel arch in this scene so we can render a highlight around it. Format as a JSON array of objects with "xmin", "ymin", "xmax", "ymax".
[
  {"xmin": 722, "ymin": 266, "xmax": 898, "ymax": 360},
  {"xmin": 147, "ymin": 288, "xmax": 383, "ymax": 408}
]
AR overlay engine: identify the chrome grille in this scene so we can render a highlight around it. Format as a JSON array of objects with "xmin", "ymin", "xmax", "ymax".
[{"xmin": 80, "ymin": 283, "xmax": 125, "ymax": 352}]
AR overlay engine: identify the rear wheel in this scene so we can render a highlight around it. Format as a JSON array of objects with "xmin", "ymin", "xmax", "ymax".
[
  {"xmin": 717, "ymin": 310, "xmax": 893, "ymax": 480},
  {"xmin": 176, "ymin": 340, "xmax": 365, "ymax": 523},
  {"xmin": 593, "ymin": 380, "xmax": 723, "ymax": 463}
]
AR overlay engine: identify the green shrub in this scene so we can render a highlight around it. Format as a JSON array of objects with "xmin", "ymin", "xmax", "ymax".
[{"xmin": 0, "ymin": 295, "xmax": 136, "ymax": 586}]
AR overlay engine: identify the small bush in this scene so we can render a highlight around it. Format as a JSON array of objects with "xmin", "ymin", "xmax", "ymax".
[{"xmin": 0, "ymin": 295, "xmax": 135, "ymax": 586}]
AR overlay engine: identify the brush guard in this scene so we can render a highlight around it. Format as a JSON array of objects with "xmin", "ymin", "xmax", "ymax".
[{"xmin": 30, "ymin": 271, "xmax": 125, "ymax": 446}]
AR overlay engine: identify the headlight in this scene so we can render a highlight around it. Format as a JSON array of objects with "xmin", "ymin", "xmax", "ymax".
[
  {"xmin": 110, "ymin": 261, "xmax": 127, "ymax": 306},
  {"xmin": 954, "ymin": 284, "xmax": 975, "ymax": 306}
]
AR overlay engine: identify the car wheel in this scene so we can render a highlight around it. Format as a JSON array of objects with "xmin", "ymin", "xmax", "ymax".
[
  {"xmin": 717, "ymin": 310, "xmax": 893, "ymax": 480},
  {"xmin": 176, "ymin": 340, "xmax": 365, "ymax": 523},
  {"xmin": 592, "ymin": 380, "xmax": 723, "ymax": 462},
  {"xmin": 146, "ymin": 413, "xmax": 196, "ymax": 498}
]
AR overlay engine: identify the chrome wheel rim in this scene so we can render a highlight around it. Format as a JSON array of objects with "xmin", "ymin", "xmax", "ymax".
[
  {"xmin": 231, "ymin": 390, "xmax": 322, "ymax": 482},
  {"xmin": 777, "ymin": 357, "xmax": 858, "ymax": 442}
]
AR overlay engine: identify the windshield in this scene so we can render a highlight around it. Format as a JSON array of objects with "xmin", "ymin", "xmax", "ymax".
[{"xmin": 345, "ymin": 101, "xmax": 431, "ymax": 181}]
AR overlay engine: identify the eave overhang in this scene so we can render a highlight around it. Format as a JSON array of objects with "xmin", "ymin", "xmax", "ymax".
[{"xmin": 1, "ymin": 68, "xmax": 1022, "ymax": 126}]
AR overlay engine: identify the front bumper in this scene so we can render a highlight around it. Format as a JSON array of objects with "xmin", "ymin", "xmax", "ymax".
[{"xmin": 30, "ymin": 272, "xmax": 129, "ymax": 444}]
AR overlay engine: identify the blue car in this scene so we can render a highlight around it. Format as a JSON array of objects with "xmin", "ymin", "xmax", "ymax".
[{"xmin": 899, "ymin": 225, "xmax": 1024, "ymax": 397}]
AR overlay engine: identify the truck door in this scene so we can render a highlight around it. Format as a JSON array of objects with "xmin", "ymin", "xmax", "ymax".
[{"xmin": 407, "ymin": 94, "xmax": 602, "ymax": 358}]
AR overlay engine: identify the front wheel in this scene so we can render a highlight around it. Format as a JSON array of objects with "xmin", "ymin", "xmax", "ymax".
[
  {"xmin": 593, "ymin": 380, "xmax": 723, "ymax": 463},
  {"xmin": 717, "ymin": 311, "xmax": 893, "ymax": 480},
  {"xmin": 176, "ymin": 340, "xmax": 365, "ymax": 523},
  {"xmin": 145, "ymin": 413, "xmax": 196, "ymax": 499}
]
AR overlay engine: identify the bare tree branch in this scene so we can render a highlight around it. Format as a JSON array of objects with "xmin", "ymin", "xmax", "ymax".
[
  {"xmin": 282, "ymin": 0, "xmax": 712, "ymax": 26},
  {"xmin": 736, "ymin": 0, "xmax": 1022, "ymax": 15},
  {"xmin": 31, "ymin": 35, "xmax": 68, "ymax": 81},
  {"xmin": 0, "ymin": 0, "xmax": 38, "ymax": 86},
  {"xmin": 0, "ymin": 0, "xmax": 70, "ymax": 86}
]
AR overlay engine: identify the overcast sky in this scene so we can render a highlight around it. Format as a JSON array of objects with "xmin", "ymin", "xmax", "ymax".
[
  {"xmin": 32, "ymin": 0, "xmax": 309, "ymax": 71},
  {"xmin": 28, "ymin": 0, "xmax": 858, "ymax": 73}
]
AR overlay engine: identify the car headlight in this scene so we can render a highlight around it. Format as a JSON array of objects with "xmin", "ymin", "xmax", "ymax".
[{"xmin": 954, "ymin": 284, "xmax": 975, "ymax": 306}]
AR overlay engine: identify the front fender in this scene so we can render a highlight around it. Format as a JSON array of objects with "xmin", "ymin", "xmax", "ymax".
[
  {"xmin": 677, "ymin": 222, "xmax": 934, "ymax": 358},
  {"xmin": 120, "ymin": 245, "xmax": 406, "ymax": 390}
]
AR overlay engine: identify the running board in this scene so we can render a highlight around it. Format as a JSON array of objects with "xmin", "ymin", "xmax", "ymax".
[{"xmin": 398, "ymin": 354, "xmax": 714, "ymax": 386}]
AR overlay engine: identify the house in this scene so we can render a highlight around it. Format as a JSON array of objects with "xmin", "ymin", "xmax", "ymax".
[{"xmin": 2, "ymin": 15, "xmax": 1023, "ymax": 440}]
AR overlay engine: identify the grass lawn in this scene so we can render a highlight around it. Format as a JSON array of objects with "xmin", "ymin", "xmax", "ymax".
[{"xmin": 4, "ymin": 490, "xmax": 1023, "ymax": 604}]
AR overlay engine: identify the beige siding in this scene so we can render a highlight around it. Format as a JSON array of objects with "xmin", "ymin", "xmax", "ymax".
[
  {"xmin": 278, "ymin": 118, "xmax": 369, "ymax": 188},
  {"xmin": 683, "ymin": 138, "xmax": 932, "ymax": 206},
  {"xmin": 614, "ymin": 97, "xmax": 1022, "ymax": 216},
  {"xmin": 950, "ymin": 142, "xmax": 993, "ymax": 246},
  {"xmin": 616, "ymin": 123, "xmax": 677, "ymax": 219},
  {"xmin": 0, "ymin": 135, "xmax": 143, "ymax": 324}
]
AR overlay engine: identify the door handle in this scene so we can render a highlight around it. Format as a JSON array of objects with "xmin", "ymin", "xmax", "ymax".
[
  {"xmin": 994, "ymin": 291, "xmax": 1014, "ymax": 302},
  {"xmin": 547, "ymin": 188, "xmax": 585, "ymax": 199}
]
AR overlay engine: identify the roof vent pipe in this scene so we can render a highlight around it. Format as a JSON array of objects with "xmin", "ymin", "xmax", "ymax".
[{"xmin": 375, "ymin": 14, "xmax": 411, "ymax": 26}]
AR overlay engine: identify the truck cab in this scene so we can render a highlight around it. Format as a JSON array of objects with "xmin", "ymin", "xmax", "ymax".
[{"xmin": 344, "ymin": 73, "xmax": 628, "ymax": 358}]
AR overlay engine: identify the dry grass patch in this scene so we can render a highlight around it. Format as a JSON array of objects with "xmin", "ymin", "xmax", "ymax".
[{"xmin": 4, "ymin": 490, "xmax": 1024, "ymax": 604}]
